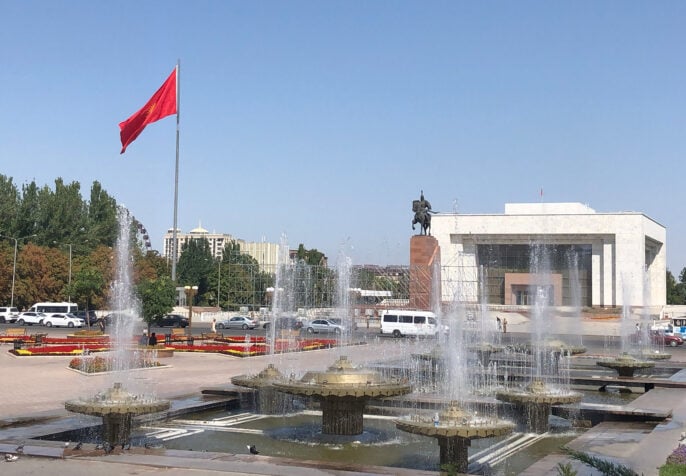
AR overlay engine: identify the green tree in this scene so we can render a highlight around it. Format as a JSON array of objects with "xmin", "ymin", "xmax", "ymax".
[
  {"xmin": 137, "ymin": 276, "xmax": 176, "ymax": 332},
  {"xmin": 87, "ymin": 181, "xmax": 118, "ymax": 248},
  {"xmin": 0, "ymin": 174, "xmax": 19, "ymax": 233},
  {"xmin": 69, "ymin": 266, "xmax": 106, "ymax": 326},
  {"xmin": 176, "ymin": 238, "xmax": 214, "ymax": 300},
  {"xmin": 667, "ymin": 269, "xmax": 686, "ymax": 305}
]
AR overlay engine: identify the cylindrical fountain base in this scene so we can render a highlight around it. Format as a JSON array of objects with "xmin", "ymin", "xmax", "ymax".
[
  {"xmin": 438, "ymin": 436, "xmax": 470, "ymax": 473},
  {"xmin": 321, "ymin": 396, "xmax": 366, "ymax": 435},
  {"xmin": 102, "ymin": 413, "xmax": 133, "ymax": 445},
  {"xmin": 255, "ymin": 387, "xmax": 295, "ymax": 415},
  {"xmin": 525, "ymin": 402, "xmax": 552, "ymax": 434}
]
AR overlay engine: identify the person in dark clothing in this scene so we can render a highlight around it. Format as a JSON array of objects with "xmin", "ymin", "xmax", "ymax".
[{"xmin": 148, "ymin": 332, "xmax": 157, "ymax": 346}]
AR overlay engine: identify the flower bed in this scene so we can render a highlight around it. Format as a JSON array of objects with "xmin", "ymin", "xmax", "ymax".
[
  {"xmin": 0, "ymin": 335, "xmax": 34, "ymax": 343},
  {"xmin": 43, "ymin": 336, "xmax": 111, "ymax": 345},
  {"xmin": 216, "ymin": 335, "xmax": 267, "ymax": 344},
  {"xmin": 11, "ymin": 344, "xmax": 111, "ymax": 356},
  {"xmin": 69, "ymin": 355, "xmax": 162, "ymax": 373},
  {"xmin": 168, "ymin": 338, "xmax": 338, "ymax": 357}
]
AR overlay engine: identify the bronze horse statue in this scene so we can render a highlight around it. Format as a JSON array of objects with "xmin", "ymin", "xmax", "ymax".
[{"xmin": 412, "ymin": 209, "xmax": 431, "ymax": 235}]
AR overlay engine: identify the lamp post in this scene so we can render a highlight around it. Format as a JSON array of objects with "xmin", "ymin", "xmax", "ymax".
[
  {"xmin": 217, "ymin": 260, "xmax": 222, "ymax": 309},
  {"xmin": 184, "ymin": 285, "xmax": 198, "ymax": 335},
  {"xmin": 0, "ymin": 233, "xmax": 37, "ymax": 308}
]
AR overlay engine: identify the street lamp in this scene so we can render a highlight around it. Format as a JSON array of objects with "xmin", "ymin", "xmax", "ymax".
[
  {"xmin": 0, "ymin": 233, "xmax": 37, "ymax": 308},
  {"xmin": 217, "ymin": 260, "xmax": 222, "ymax": 309},
  {"xmin": 184, "ymin": 285, "xmax": 198, "ymax": 334},
  {"xmin": 53, "ymin": 238, "xmax": 87, "ymax": 303}
]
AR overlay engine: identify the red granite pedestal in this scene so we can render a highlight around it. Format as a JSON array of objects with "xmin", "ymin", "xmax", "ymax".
[{"xmin": 410, "ymin": 235, "xmax": 441, "ymax": 310}]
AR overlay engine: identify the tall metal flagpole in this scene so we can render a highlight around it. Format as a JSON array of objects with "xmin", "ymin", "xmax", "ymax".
[{"xmin": 171, "ymin": 60, "xmax": 181, "ymax": 282}]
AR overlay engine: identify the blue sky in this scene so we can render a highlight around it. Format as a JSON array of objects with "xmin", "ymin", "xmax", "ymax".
[{"xmin": 2, "ymin": 1, "xmax": 686, "ymax": 271}]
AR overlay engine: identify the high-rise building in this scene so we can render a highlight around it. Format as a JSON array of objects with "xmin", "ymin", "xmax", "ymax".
[{"xmin": 162, "ymin": 225, "xmax": 280, "ymax": 270}]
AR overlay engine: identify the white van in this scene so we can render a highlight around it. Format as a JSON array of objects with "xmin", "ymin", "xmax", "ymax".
[
  {"xmin": 28, "ymin": 302, "xmax": 78, "ymax": 314},
  {"xmin": 380, "ymin": 309, "xmax": 439, "ymax": 337}
]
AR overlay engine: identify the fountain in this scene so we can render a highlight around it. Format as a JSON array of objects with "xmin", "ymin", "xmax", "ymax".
[
  {"xmin": 273, "ymin": 355, "xmax": 412, "ymax": 435},
  {"xmin": 64, "ymin": 208, "xmax": 170, "ymax": 445},
  {"xmin": 495, "ymin": 379, "xmax": 580, "ymax": 434},
  {"xmin": 231, "ymin": 363, "xmax": 293, "ymax": 414},
  {"xmin": 65, "ymin": 382, "xmax": 170, "ymax": 445},
  {"xmin": 596, "ymin": 276, "xmax": 655, "ymax": 377},
  {"xmin": 395, "ymin": 401, "xmax": 514, "ymax": 473},
  {"xmin": 495, "ymin": 245, "xmax": 582, "ymax": 433}
]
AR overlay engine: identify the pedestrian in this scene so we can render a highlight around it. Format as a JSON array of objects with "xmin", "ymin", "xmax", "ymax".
[
  {"xmin": 496, "ymin": 316, "xmax": 502, "ymax": 331},
  {"xmin": 148, "ymin": 332, "xmax": 158, "ymax": 346},
  {"xmin": 502, "ymin": 317, "xmax": 508, "ymax": 333},
  {"xmin": 98, "ymin": 319, "xmax": 105, "ymax": 333},
  {"xmin": 211, "ymin": 318, "xmax": 217, "ymax": 333},
  {"xmin": 139, "ymin": 329, "xmax": 148, "ymax": 346}
]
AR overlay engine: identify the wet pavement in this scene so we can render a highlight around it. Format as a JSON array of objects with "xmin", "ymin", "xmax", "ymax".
[{"xmin": 1, "ymin": 316, "xmax": 685, "ymax": 475}]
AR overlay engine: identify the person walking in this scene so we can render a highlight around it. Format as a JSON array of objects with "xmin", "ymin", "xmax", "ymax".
[
  {"xmin": 148, "ymin": 332, "xmax": 158, "ymax": 346},
  {"xmin": 211, "ymin": 318, "xmax": 217, "ymax": 333},
  {"xmin": 496, "ymin": 316, "xmax": 502, "ymax": 331},
  {"xmin": 502, "ymin": 317, "xmax": 508, "ymax": 333}
]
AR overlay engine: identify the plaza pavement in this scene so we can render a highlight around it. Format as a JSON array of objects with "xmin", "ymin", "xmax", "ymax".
[{"xmin": 0, "ymin": 316, "xmax": 684, "ymax": 475}]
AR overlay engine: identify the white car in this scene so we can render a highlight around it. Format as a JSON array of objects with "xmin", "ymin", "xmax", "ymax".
[
  {"xmin": 0, "ymin": 306, "xmax": 19, "ymax": 324},
  {"xmin": 42, "ymin": 313, "xmax": 83, "ymax": 328},
  {"xmin": 16, "ymin": 312, "xmax": 46, "ymax": 326}
]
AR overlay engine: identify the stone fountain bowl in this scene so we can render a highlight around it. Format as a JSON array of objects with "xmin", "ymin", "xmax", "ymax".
[
  {"xmin": 231, "ymin": 363, "xmax": 287, "ymax": 389},
  {"xmin": 495, "ymin": 379, "xmax": 582, "ymax": 405},
  {"xmin": 596, "ymin": 353, "xmax": 656, "ymax": 369},
  {"xmin": 65, "ymin": 382, "xmax": 170, "ymax": 417},
  {"xmin": 635, "ymin": 350, "xmax": 672, "ymax": 361},
  {"xmin": 273, "ymin": 355, "xmax": 412, "ymax": 398},
  {"xmin": 396, "ymin": 402, "xmax": 514, "ymax": 439}
]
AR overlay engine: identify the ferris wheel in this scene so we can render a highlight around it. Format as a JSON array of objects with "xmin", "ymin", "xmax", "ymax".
[{"xmin": 133, "ymin": 218, "xmax": 153, "ymax": 253}]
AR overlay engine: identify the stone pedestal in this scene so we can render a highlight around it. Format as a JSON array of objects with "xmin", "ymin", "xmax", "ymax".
[
  {"xmin": 320, "ymin": 397, "xmax": 366, "ymax": 435},
  {"xmin": 410, "ymin": 235, "xmax": 441, "ymax": 310},
  {"xmin": 438, "ymin": 436, "xmax": 470, "ymax": 473},
  {"xmin": 102, "ymin": 413, "xmax": 133, "ymax": 445}
]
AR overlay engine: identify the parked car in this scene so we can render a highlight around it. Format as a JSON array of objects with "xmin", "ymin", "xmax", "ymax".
[
  {"xmin": 0, "ymin": 306, "xmax": 19, "ymax": 324},
  {"xmin": 154, "ymin": 314, "xmax": 189, "ymax": 328},
  {"xmin": 217, "ymin": 316, "xmax": 257, "ymax": 330},
  {"xmin": 16, "ymin": 312, "xmax": 46, "ymax": 326},
  {"xmin": 304, "ymin": 319, "xmax": 344, "ymax": 334},
  {"xmin": 43, "ymin": 313, "xmax": 83, "ymax": 328},
  {"xmin": 74, "ymin": 310, "xmax": 98, "ymax": 326},
  {"xmin": 99, "ymin": 312, "xmax": 137, "ymax": 327},
  {"xmin": 651, "ymin": 331, "xmax": 683, "ymax": 347},
  {"xmin": 263, "ymin": 317, "xmax": 303, "ymax": 331}
]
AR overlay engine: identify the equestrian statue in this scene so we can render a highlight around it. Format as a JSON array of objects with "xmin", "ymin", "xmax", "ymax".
[{"xmin": 412, "ymin": 190, "xmax": 433, "ymax": 235}]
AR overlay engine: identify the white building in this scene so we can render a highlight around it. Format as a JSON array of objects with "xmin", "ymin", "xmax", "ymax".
[
  {"xmin": 162, "ymin": 226, "xmax": 280, "ymax": 270},
  {"xmin": 431, "ymin": 203, "xmax": 666, "ymax": 308}
]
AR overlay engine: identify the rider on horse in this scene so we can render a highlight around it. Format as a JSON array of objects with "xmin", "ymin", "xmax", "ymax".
[{"xmin": 412, "ymin": 191, "xmax": 432, "ymax": 235}]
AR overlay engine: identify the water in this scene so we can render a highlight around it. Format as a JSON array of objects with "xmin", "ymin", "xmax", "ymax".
[{"xmin": 144, "ymin": 408, "xmax": 575, "ymax": 473}]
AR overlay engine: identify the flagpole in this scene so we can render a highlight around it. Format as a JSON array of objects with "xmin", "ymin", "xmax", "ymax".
[{"xmin": 171, "ymin": 60, "xmax": 180, "ymax": 282}]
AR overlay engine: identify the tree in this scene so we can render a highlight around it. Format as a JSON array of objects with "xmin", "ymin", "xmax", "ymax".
[
  {"xmin": 86, "ymin": 181, "xmax": 118, "ymax": 248},
  {"xmin": 176, "ymin": 238, "xmax": 214, "ymax": 301},
  {"xmin": 69, "ymin": 266, "xmax": 106, "ymax": 325},
  {"xmin": 667, "ymin": 270, "xmax": 686, "ymax": 305},
  {"xmin": 137, "ymin": 276, "xmax": 176, "ymax": 332},
  {"xmin": 0, "ymin": 174, "xmax": 19, "ymax": 233}
]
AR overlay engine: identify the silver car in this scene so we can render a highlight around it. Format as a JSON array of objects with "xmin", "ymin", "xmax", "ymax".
[
  {"xmin": 304, "ymin": 319, "xmax": 344, "ymax": 334},
  {"xmin": 217, "ymin": 316, "xmax": 257, "ymax": 330}
]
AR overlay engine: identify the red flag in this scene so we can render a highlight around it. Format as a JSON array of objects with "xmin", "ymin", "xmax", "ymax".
[{"xmin": 119, "ymin": 68, "xmax": 177, "ymax": 154}]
